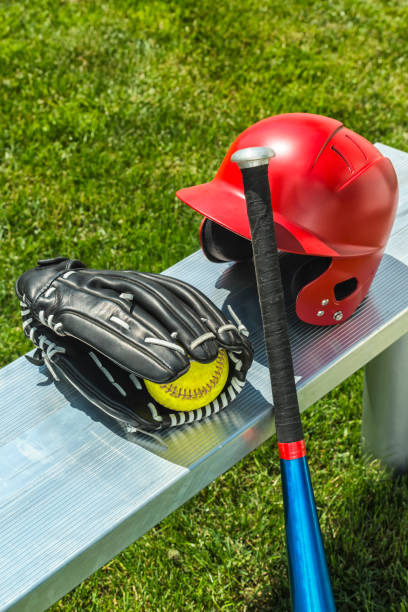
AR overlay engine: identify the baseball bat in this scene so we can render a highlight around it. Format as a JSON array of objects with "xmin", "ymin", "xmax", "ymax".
[{"xmin": 231, "ymin": 147, "xmax": 336, "ymax": 611}]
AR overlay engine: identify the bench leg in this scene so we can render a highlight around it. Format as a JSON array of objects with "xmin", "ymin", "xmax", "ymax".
[{"xmin": 362, "ymin": 333, "xmax": 408, "ymax": 473}]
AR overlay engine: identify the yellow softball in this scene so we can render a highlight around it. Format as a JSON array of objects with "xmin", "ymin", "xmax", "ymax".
[{"xmin": 144, "ymin": 349, "xmax": 229, "ymax": 411}]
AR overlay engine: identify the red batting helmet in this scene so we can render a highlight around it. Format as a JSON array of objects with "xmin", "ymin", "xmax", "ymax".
[{"xmin": 176, "ymin": 113, "xmax": 398, "ymax": 325}]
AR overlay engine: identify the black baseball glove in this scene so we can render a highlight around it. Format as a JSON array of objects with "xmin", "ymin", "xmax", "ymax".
[{"xmin": 16, "ymin": 257, "xmax": 253, "ymax": 434}]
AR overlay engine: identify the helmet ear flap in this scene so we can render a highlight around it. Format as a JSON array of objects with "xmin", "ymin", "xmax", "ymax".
[{"xmin": 199, "ymin": 218, "xmax": 253, "ymax": 263}]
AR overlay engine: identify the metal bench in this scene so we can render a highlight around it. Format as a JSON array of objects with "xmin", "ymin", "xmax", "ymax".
[{"xmin": 1, "ymin": 144, "xmax": 407, "ymax": 612}]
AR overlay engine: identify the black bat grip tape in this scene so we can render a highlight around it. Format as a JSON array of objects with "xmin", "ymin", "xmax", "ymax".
[{"xmin": 241, "ymin": 164, "xmax": 303, "ymax": 444}]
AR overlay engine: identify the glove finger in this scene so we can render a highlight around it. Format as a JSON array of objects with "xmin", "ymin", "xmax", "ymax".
[
  {"xmin": 85, "ymin": 271, "xmax": 220, "ymax": 363},
  {"xmin": 69, "ymin": 297, "xmax": 192, "ymax": 383},
  {"xmin": 137, "ymin": 272, "xmax": 247, "ymax": 350}
]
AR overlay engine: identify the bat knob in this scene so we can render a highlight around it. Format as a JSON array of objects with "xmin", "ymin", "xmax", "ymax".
[{"xmin": 231, "ymin": 147, "xmax": 275, "ymax": 169}]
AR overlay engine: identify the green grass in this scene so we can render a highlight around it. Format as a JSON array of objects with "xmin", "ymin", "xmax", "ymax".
[{"xmin": 1, "ymin": 0, "xmax": 408, "ymax": 609}]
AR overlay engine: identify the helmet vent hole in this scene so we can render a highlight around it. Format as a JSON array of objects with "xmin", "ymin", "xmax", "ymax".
[
  {"xmin": 334, "ymin": 277, "xmax": 357, "ymax": 301},
  {"xmin": 331, "ymin": 145, "xmax": 353, "ymax": 171}
]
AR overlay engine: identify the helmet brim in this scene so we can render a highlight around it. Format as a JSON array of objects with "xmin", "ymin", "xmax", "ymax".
[{"xmin": 177, "ymin": 180, "xmax": 341, "ymax": 258}]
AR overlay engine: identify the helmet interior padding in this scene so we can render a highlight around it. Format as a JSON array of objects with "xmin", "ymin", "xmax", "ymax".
[{"xmin": 200, "ymin": 217, "xmax": 252, "ymax": 263}]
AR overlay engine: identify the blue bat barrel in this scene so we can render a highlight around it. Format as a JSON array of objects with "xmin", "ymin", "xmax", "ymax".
[{"xmin": 281, "ymin": 455, "xmax": 336, "ymax": 611}]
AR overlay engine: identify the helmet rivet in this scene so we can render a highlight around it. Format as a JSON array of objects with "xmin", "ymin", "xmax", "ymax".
[
  {"xmin": 333, "ymin": 311, "xmax": 343, "ymax": 321},
  {"xmin": 321, "ymin": 299, "xmax": 329, "ymax": 306},
  {"xmin": 317, "ymin": 310, "xmax": 325, "ymax": 317}
]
